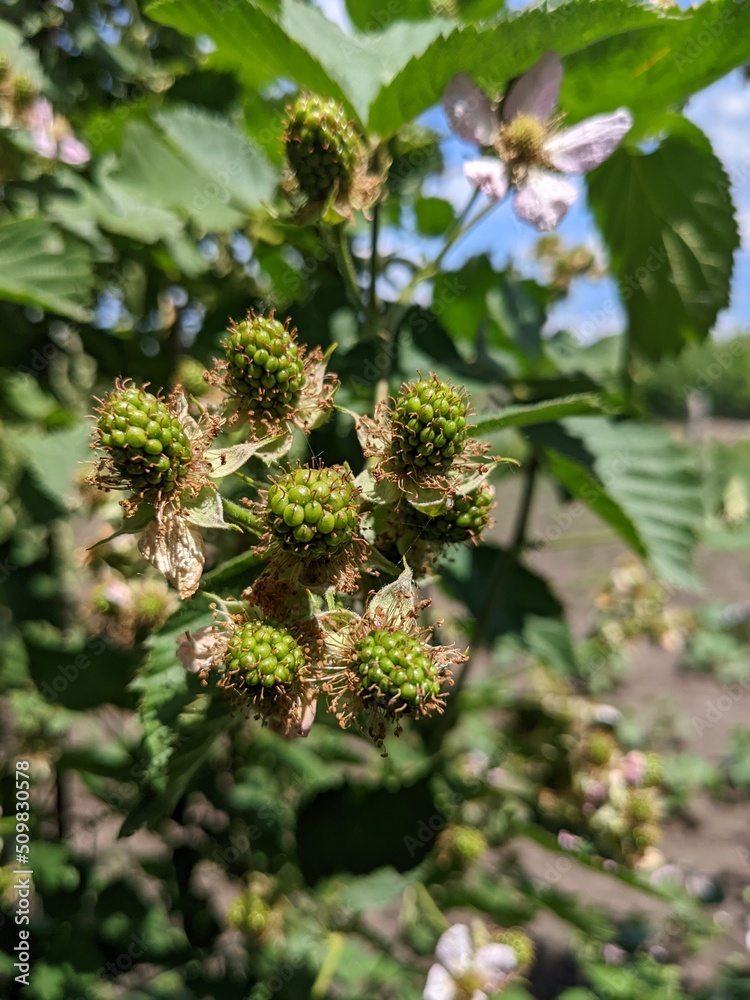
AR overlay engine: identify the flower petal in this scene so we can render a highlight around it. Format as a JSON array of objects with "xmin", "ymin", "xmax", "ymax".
[
  {"xmin": 503, "ymin": 51, "xmax": 562, "ymax": 124},
  {"xmin": 513, "ymin": 168, "xmax": 577, "ymax": 231},
  {"xmin": 443, "ymin": 73, "xmax": 496, "ymax": 145},
  {"xmin": 58, "ymin": 135, "xmax": 91, "ymax": 166},
  {"xmin": 177, "ymin": 625, "xmax": 224, "ymax": 674},
  {"xmin": 473, "ymin": 943, "xmax": 517, "ymax": 986},
  {"xmin": 463, "ymin": 158, "xmax": 509, "ymax": 202},
  {"xmin": 545, "ymin": 108, "xmax": 633, "ymax": 173},
  {"xmin": 138, "ymin": 510, "xmax": 205, "ymax": 598},
  {"xmin": 271, "ymin": 686, "xmax": 319, "ymax": 739},
  {"xmin": 423, "ymin": 963, "xmax": 457, "ymax": 1000},
  {"xmin": 435, "ymin": 925, "xmax": 473, "ymax": 977}
]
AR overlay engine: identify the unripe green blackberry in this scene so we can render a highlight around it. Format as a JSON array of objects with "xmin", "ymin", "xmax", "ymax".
[
  {"xmin": 495, "ymin": 929, "xmax": 535, "ymax": 972},
  {"xmin": 224, "ymin": 314, "xmax": 305, "ymax": 419},
  {"xmin": 413, "ymin": 489, "xmax": 492, "ymax": 543},
  {"xmin": 266, "ymin": 465, "xmax": 359, "ymax": 559},
  {"xmin": 582, "ymin": 728, "xmax": 616, "ymax": 767},
  {"xmin": 392, "ymin": 376, "xmax": 469, "ymax": 470},
  {"xmin": 224, "ymin": 620, "xmax": 305, "ymax": 689},
  {"xmin": 96, "ymin": 384, "xmax": 192, "ymax": 493},
  {"xmin": 451, "ymin": 825, "xmax": 487, "ymax": 862},
  {"xmin": 626, "ymin": 789, "xmax": 657, "ymax": 824},
  {"xmin": 285, "ymin": 94, "xmax": 361, "ymax": 202},
  {"xmin": 644, "ymin": 752, "xmax": 663, "ymax": 787},
  {"xmin": 227, "ymin": 894, "xmax": 270, "ymax": 936},
  {"xmin": 354, "ymin": 628, "xmax": 441, "ymax": 707},
  {"xmin": 12, "ymin": 75, "xmax": 36, "ymax": 112}
]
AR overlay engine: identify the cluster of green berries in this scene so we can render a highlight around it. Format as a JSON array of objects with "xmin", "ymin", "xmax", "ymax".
[
  {"xmin": 354, "ymin": 628, "xmax": 441, "ymax": 707},
  {"xmin": 495, "ymin": 929, "xmax": 535, "ymax": 972},
  {"xmin": 96, "ymin": 385, "xmax": 192, "ymax": 493},
  {"xmin": 392, "ymin": 376, "xmax": 469, "ymax": 470},
  {"xmin": 414, "ymin": 488, "xmax": 492, "ymax": 543},
  {"xmin": 285, "ymin": 94, "xmax": 361, "ymax": 202},
  {"xmin": 224, "ymin": 314, "xmax": 306, "ymax": 419},
  {"xmin": 224, "ymin": 620, "xmax": 306, "ymax": 689},
  {"xmin": 266, "ymin": 465, "xmax": 359, "ymax": 559}
]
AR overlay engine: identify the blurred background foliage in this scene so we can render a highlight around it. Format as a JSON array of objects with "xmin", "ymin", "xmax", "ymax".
[{"xmin": 2, "ymin": 1, "xmax": 750, "ymax": 998}]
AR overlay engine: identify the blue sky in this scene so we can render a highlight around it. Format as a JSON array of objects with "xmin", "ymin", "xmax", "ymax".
[{"xmin": 318, "ymin": 0, "xmax": 750, "ymax": 344}]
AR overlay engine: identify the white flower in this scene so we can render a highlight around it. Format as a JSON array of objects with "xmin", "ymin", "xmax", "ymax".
[
  {"xmin": 443, "ymin": 52, "xmax": 632, "ymax": 231},
  {"xmin": 423, "ymin": 924, "xmax": 517, "ymax": 1000},
  {"xmin": 27, "ymin": 97, "xmax": 90, "ymax": 165}
]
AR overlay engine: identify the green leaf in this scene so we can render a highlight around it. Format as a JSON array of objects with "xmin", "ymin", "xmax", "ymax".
[
  {"xmin": 148, "ymin": 0, "xmax": 448, "ymax": 124},
  {"xmin": 336, "ymin": 867, "xmax": 412, "ymax": 913},
  {"xmin": 120, "ymin": 599, "xmax": 228, "ymax": 835},
  {"xmin": 531, "ymin": 417, "xmax": 703, "ymax": 588},
  {"xmin": 0, "ymin": 219, "xmax": 93, "ymax": 320},
  {"xmin": 414, "ymin": 196, "xmax": 454, "ymax": 237},
  {"xmin": 0, "ymin": 20, "xmax": 46, "ymax": 86},
  {"xmin": 111, "ymin": 121, "xmax": 245, "ymax": 231},
  {"xmin": 368, "ymin": 0, "xmax": 671, "ymax": 135},
  {"xmin": 153, "ymin": 104, "xmax": 276, "ymax": 211},
  {"xmin": 588, "ymin": 119, "xmax": 739, "ymax": 359},
  {"xmin": 19, "ymin": 423, "xmax": 92, "ymax": 510},
  {"xmin": 472, "ymin": 393, "xmax": 605, "ymax": 435},
  {"xmin": 441, "ymin": 544, "xmax": 563, "ymax": 643},
  {"xmin": 563, "ymin": 0, "xmax": 750, "ymax": 126},
  {"xmin": 48, "ymin": 161, "xmax": 184, "ymax": 246}
]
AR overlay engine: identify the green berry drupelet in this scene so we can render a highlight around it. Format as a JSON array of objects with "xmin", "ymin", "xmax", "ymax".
[
  {"xmin": 392, "ymin": 376, "xmax": 469, "ymax": 470},
  {"xmin": 285, "ymin": 94, "xmax": 361, "ymax": 203},
  {"xmin": 354, "ymin": 629, "xmax": 442, "ymax": 708},
  {"xmin": 413, "ymin": 489, "xmax": 492, "ymax": 543},
  {"xmin": 96, "ymin": 384, "xmax": 192, "ymax": 494},
  {"xmin": 224, "ymin": 314, "xmax": 305, "ymax": 420},
  {"xmin": 266, "ymin": 465, "xmax": 359, "ymax": 559},
  {"xmin": 224, "ymin": 620, "xmax": 305, "ymax": 689}
]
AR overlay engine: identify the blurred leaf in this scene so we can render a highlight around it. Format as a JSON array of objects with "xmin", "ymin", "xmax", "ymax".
[
  {"xmin": 368, "ymin": 0, "xmax": 669, "ymax": 134},
  {"xmin": 111, "ymin": 121, "xmax": 245, "ymax": 230},
  {"xmin": 563, "ymin": 0, "xmax": 750, "ymax": 126},
  {"xmin": 19, "ymin": 423, "xmax": 91, "ymax": 510},
  {"xmin": 472, "ymin": 393, "xmax": 605, "ymax": 434},
  {"xmin": 531, "ymin": 417, "xmax": 703, "ymax": 588},
  {"xmin": 297, "ymin": 775, "xmax": 438, "ymax": 879},
  {"xmin": 120, "ymin": 599, "xmax": 228, "ymax": 835},
  {"xmin": 0, "ymin": 219, "xmax": 93, "ymax": 321},
  {"xmin": 442, "ymin": 544, "xmax": 563, "ymax": 643},
  {"xmin": 588, "ymin": 119, "xmax": 738, "ymax": 359},
  {"xmin": 0, "ymin": 20, "xmax": 46, "ymax": 85},
  {"xmin": 153, "ymin": 104, "xmax": 277, "ymax": 211},
  {"xmin": 336, "ymin": 867, "xmax": 412, "ymax": 913},
  {"xmin": 414, "ymin": 196, "xmax": 454, "ymax": 237},
  {"xmin": 148, "ymin": 0, "xmax": 449, "ymax": 124}
]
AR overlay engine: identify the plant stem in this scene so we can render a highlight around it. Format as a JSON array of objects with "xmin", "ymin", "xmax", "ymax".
[
  {"xmin": 367, "ymin": 201, "xmax": 380, "ymax": 317},
  {"xmin": 232, "ymin": 469, "xmax": 264, "ymax": 490},
  {"xmin": 333, "ymin": 224, "xmax": 361, "ymax": 311},
  {"xmin": 221, "ymin": 497, "xmax": 264, "ymax": 534}
]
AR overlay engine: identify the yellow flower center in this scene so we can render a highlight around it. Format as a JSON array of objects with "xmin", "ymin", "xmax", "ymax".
[{"xmin": 500, "ymin": 113, "xmax": 546, "ymax": 164}]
